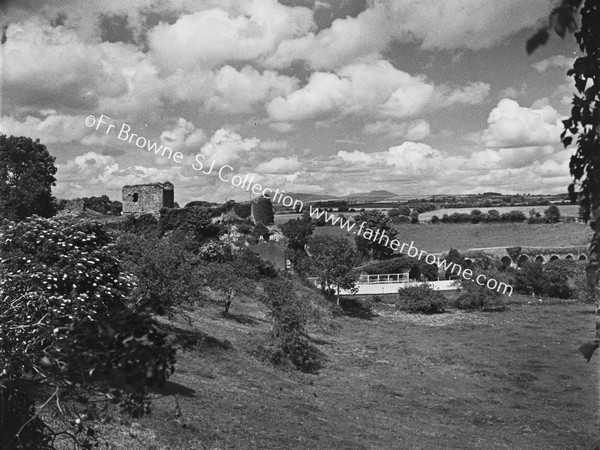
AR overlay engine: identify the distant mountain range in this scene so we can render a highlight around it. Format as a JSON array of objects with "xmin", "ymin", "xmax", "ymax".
[{"xmin": 285, "ymin": 190, "xmax": 401, "ymax": 203}]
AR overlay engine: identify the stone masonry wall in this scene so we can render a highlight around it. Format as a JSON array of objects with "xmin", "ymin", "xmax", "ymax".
[{"xmin": 122, "ymin": 182, "xmax": 174, "ymax": 214}]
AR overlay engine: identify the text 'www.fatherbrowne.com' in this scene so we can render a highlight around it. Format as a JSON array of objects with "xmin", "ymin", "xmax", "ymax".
[{"xmin": 307, "ymin": 205, "xmax": 514, "ymax": 296}]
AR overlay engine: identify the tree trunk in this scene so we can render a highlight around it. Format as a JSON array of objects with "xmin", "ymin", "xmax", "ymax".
[{"xmin": 224, "ymin": 300, "xmax": 231, "ymax": 315}]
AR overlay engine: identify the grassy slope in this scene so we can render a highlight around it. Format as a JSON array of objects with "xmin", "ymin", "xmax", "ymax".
[
  {"xmin": 92, "ymin": 295, "xmax": 600, "ymax": 449},
  {"xmin": 313, "ymin": 222, "xmax": 593, "ymax": 253}
]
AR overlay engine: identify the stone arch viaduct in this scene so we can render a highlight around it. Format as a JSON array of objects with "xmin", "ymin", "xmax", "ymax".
[{"xmin": 459, "ymin": 246, "xmax": 588, "ymax": 268}]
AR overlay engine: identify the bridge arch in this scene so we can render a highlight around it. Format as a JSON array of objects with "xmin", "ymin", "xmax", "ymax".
[
  {"xmin": 500, "ymin": 256, "xmax": 512, "ymax": 268},
  {"xmin": 517, "ymin": 254, "xmax": 530, "ymax": 267},
  {"xmin": 579, "ymin": 254, "xmax": 588, "ymax": 260},
  {"xmin": 534, "ymin": 255, "xmax": 545, "ymax": 264},
  {"xmin": 549, "ymin": 254, "xmax": 560, "ymax": 262}
]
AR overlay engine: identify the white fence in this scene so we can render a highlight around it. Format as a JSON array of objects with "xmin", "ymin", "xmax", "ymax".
[
  {"xmin": 358, "ymin": 273, "xmax": 409, "ymax": 284},
  {"xmin": 307, "ymin": 273, "xmax": 458, "ymax": 296}
]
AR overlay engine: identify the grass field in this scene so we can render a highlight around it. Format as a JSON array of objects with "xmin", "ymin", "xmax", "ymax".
[
  {"xmin": 312, "ymin": 222, "xmax": 593, "ymax": 253},
  {"xmin": 418, "ymin": 205, "xmax": 581, "ymax": 221},
  {"xmin": 87, "ymin": 295, "xmax": 600, "ymax": 449},
  {"xmin": 274, "ymin": 205, "xmax": 581, "ymax": 225}
]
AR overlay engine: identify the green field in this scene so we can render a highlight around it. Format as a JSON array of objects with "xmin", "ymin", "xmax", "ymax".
[
  {"xmin": 312, "ymin": 222, "xmax": 593, "ymax": 253},
  {"xmin": 274, "ymin": 204, "xmax": 581, "ymax": 225},
  {"xmin": 418, "ymin": 204, "xmax": 581, "ymax": 221},
  {"xmin": 86, "ymin": 297, "xmax": 600, "ymax": 449}
]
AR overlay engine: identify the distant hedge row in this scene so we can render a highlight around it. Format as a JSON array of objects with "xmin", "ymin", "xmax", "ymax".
[{"xmin": 431, "ymin": 210, "xmax": 527, "ymax": 223}]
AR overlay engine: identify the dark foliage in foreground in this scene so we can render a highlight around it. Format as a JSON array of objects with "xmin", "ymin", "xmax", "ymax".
[{"xmin": 0, "ymin": 217, "xmax": 176, "ymax": 449}]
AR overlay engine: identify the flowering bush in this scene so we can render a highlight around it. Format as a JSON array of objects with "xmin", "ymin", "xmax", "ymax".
[{"xmin": 0, "ymin": 217, "xmax": 176, "ymax": 448}]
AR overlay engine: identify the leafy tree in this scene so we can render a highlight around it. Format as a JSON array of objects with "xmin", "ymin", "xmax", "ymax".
[
  {"xmin": 430, "ymin": 215, "xmax": 440, "ymax": 223},
  {"xmin": 158, "ymin": 206, "xmax": 219, "ymax": 241},
  {"xmin": 252, "ymin": 222, "xmax": 271, "ymax": 242},
  {"xmin": 306, "ymin": 236, "xmax": 360, "ymax": 304},
  {"xmin": 419, "ymin": 261, "xmax": 440, "ymax": 281},
  {"xmin": 409, "ymin": 209, "xmax": 419, "ymax": 224},
  {"xmin": 252, "ymin": 197, "xmax": 274, "ymax": 225},
  {"xmin": 544, "ymin": 205, "xmax": 561, "ymax": 223},
  {"xmin": 116, "ymin": 233, "xmax": 206, "ymax": 317},
  {"xmin": 470, "ymin": 209, "xmax": 483, "ymax": 224},
  {"xmin": 82, "ymin": 195, "xmax": 112, "ymax": 214},
  {"xmin": 353, "ymin": 210, "xmax": 397, "ymax": 260},
  {"xmin": 387, "ymin": 208, "xmax": 401, "ymax": 218},
  {"xmin": 0, "ymin": 135, "xmax": 57, "ymax": 221},
  {"xmin": 444, "ymin": 248, "xmax": 464, "ymax": 280},
  {"xmin": 514, "ymin": 261, "xmax": 545, "ymax": 295},
  {"xmin": 232, "ymin": 202, "xmax": 252, "ymax": 219},
  {"xmin": 543, "ymin": 259, "xmax": 577, "ymax": 299},
  {"xmin": 280, "ymin": 214, "xmax": 315, "ymax": 252},
  {"xmin": 528, "ymin": 0, "xmax": 600, "ymax": 360},
  {"xmin": 397, "ymin": 205, "xmax": 411, "ymax": 216},
  {"xmin": 0, "ymin": 217, "xmax": 175, "ymax": 448},
  {"xmin": 111, "ymin": 200, "xmax": 123, "ymax": 215},
  {"xmin": 204, "ymin": 255, "xmax": 254, "ymax": 314}
]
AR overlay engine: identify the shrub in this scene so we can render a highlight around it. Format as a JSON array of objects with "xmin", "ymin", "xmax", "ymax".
[
  {"xmin": 431, "ymin": 215, "xmax": 440, "ymax": 223},
  {"xmin": 456, "ymin": 269, "xmax": 507, "ymax": 310},
  {"xmin": 237, "ymin": 248, "xmax": 279, "ymax": 280},
  {"xmin": 544, "ymin": 205, "xmax": 561, "ymax": 223},
  {"xmin": 120, "ymin": 213, "xmax": 158, "ymax": 237},
  {"xmin": 500, "ymin": 210, "xmax": 527, "ymax": 222},
  {"xmin": 253, "ymin": 222, "xmax": 271, "ymax": 242},
  {"xmin": 409, "ymin": 210, "xmax": 419, "ymax": 224},
  {"xmin": 116, "ymin": 233, "xmax": 206, "ymax": 316},
  {"xmin": 0, "ymin": 217, "xmax": 175, "ymax": 448},
  {"xmin": 392, "ymin": 215, "xmax": 411, "ymax": 224},
  {"xmin": 260, "ymin": 279, "xmax": 321, "ymax": 372},
  {"xmin": 158, "ymin": 206, "xmax": 219, "ymax": 240},
  {"xmin": 514, "ymin": 259, "xmax": 578, "ymax": 299},
  {"xmin": 542, "ymin": 259, "xmax": 575, "ymax": 299},
  {"xmin": 233, "ymin": 202, "xmax": 252, "ymax": 219},
  {"xmin": 236, "ymin": 222, "xmax": 252, "ymax": 234},
  {"xmin": 514, "ymin": 261, "xmax": 545, "ymax": 295},
  {"xmin": 396, "ymin": 205, "xmax": 411, "ymax": 216},
  {"xmin": 397, "ymin": 285, "xmax": 447, "ymax": 314},
  {"xmin": 484, "ymin": 210, "xmax": 501, "ymax": 222}
]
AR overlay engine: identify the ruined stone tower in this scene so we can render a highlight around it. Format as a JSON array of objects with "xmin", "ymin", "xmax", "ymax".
[{"xmin": 122, "ymin": 181, "xmax": 174, "ymax": 214}]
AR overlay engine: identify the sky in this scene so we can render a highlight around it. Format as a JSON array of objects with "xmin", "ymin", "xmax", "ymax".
[{"xmin": 0, "ymin": 0, "xmax": 582, "ymax": 206}]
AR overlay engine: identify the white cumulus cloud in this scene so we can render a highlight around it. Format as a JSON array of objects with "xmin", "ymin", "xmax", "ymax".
[{"xmin": 482, "ymin": 99, "xmax": 562, "ymax": 148}]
